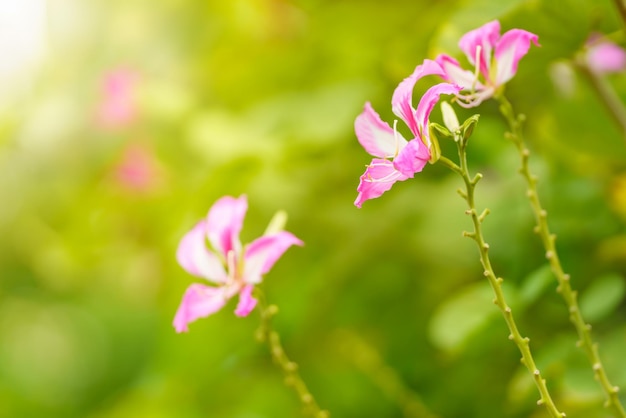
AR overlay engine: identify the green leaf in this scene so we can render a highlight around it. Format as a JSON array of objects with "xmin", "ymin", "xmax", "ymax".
[
  {"xmin": 518, "ymin": 264, "xmax": 554, "ymax": 307},
  {"xmin": 579, "ymin": 274, "xmax": 626, "ymax": 323},
  {"xmin": 428, "ymin": 282, "xmax": 500, "ymax": 352}
]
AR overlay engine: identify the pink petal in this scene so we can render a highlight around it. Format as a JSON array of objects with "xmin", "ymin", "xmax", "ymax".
[
  {"xmin": 177, "ymin": 220, "xmax": 227, "ymax": 283},
  {"xmin": 355, "ymin": 102, "xmax": 407, "ymax": 158},
  {"xmin": 393, "ymin": 139, "xmax": 431, "ymax": 176},
  {"xmin": 173, "ymin": 284, "xmax": 228, "ymax": 332},
  {"xmin": 414, "ymin": 82, "xmax": 462, "ymax": 141},
  {"xmin": 244, "ymin": 231, "xmax": 304, "ymax": 284},
  {"xmin": 206, "ymin": 195, "xmax": 247, "ymax": 258},
  {"xmin": 435, "ymin": 54, "xmax": 480, "ymax": 90},
  {"xmin": 459, "ymin": 20, "xmax": 501, "ymax": 80},
  {"xmin": 354, "ymin": 158, "xmax": 410, "ymax": 208},
  {"xmin": 494, "ymin": 29, "xmax": 539, "ymax": 85},
  {"xmin": 587, "ymin": 40, "xmax": 626, "ymax": 74},
  {"xmin": 391, "ymin": 59, "xmax": 446, "ymax": 136},
  {"xmin": 234, "ymin": 284, "xmax": 258, "ymax": 317}
]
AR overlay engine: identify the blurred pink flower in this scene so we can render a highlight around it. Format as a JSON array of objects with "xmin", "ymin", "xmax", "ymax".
[
  {"xmin": 435, "ymin": 20, "xmax": 539, "ymax": 107},
  {"xmin": 174, "ymin": 195, "xmax": 303, "ymax": 332},
  {"xmin": 97, "ymin": 68, "xmax": 138, "ymax": 128},
  {"xmin": 354, "ymin": 59, "xmax": 460, "ymax": 207},
  {"xmin": 585, "ymin": 34, "xmax": 626, "ymax": 74},
  {"xmin": 113, "ymin": 143, "xmax": 161, "ymax": 192}
]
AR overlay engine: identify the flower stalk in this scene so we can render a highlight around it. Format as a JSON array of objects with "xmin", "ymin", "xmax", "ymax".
[
  {"xmin": 497, "ymin": 95, "xmax": 626, "ymax": 417},
  {"xmin": 438, "ymin": 120, "xmax": 565, "ymax": 418},
  {"xmin": 256, "ymin": 290, "xmax": 329, "ymax": 418},
  {"xmin": 614, "ymin": 0, "xmax": 626, "ymax": 32},
  {"xmin": 573, "ymin": 58, "xmax": 626, "ymax": 141},
  {"xmin": 333, "ymin": 329, "xmax": 440, "ymax": 418}
]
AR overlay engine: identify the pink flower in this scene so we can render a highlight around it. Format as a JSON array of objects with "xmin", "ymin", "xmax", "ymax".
[
  {"xmin": 354, "ymin": 59, "xmax": 461, "ymax": 207},
  {"xmin": 113, "ymin": 143, "xmax": 162, "ymax": 192},
  {"xmin": 173, "ymin": 195, "xmax": 303, "ymax": 332},
  {"xmin": 435, "ymin": 20, "xmax": 539, "ymax": 107},
  {"xmin": 585, "ymin": 34, "xmax": 626, "ymax": 74},
  {"xmin": 97, "ymin": 68, "xmax": 138, "ymax": 128}
]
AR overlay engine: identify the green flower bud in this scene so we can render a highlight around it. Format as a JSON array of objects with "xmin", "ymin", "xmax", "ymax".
[{"xmin": 441, "ymin": 101, "xmax": 460, "ymax": 133}]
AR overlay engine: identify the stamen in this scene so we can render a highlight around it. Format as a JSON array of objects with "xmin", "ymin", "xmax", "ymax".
[
  {"xmin": 227, "ymin": 250, "xmax": 237, "ymax": 282},
  {"xmin": 363, "ymin": 163, "xmax": 401, "ymax": 183},
  {"xmin": 454, "ymin": 88, "xmax": 493, "ymax": 108},
  {"xmin": 472, "ymin": 45, "xmax": 482, "ymax": 93},
  {"xmin": 392, "ymin": 120, "xmax": 400, "ymax": 158}
]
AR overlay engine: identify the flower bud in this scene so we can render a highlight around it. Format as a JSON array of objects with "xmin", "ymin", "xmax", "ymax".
[
  {"xmin": 461, "ymin": 114, "xmax": 480, "ymax": 142},
  {"xmin": 428, "ymin": 124, "xmax": 442, "ymax": 164},
  {"xmin": 441, "ymin": 101, "xmax": 460, "ymax": 132},
  {"xmin": 264, "ymin": 210, "xmax": 288, "ymax": 235}
]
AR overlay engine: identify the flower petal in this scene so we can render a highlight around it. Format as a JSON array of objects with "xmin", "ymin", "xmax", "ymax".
[
  {"xmin": 173, "ymin": 284, "xmax": 228, "ymax": 332},
  {"xmin": 354, "ymin": 158, "xmax": 410, "ymax": 208},
  {"xmin": 234, "ymin": 284, "xmax": 258, "ymax": 317},
  {"xmin": 177, "ymin": 220, "xmax": 227, "ymax": 283},
  {"xmin": 494, "ymin": 29, "xmax": 539, "ymax": 85},
  {"xmin": 415, "ymin": 82, "xmax": 462, "ymax": 142},
  {"xmin": 391, "ymin": 59, "xmax": 446, "ymax": 136},
  {"xmin": 206, "ymin": 195, "xmax": 247, "ymax": 258},
  {"xmin": 355, "ymin": 102, "xmax": 407, "ymax": 158},
  {"xmin": 459, "ymin": 20, "xmax": 501, "ymax": 79},
  {"xmin": 393, "ymin": 139, "xmax": 431, "ymax": 176},
  {"xmin": 435, "ymin": 54, "xmax": 480, "ymax": 90},
  {"xmin": 244, "ymin": 231, "xmax": 303, "ymax": 284}
]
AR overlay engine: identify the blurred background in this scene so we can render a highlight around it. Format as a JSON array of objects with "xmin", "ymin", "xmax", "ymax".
[{"xmin": 2, "ymin": 0, "xmax": 626, "ymax": 417}]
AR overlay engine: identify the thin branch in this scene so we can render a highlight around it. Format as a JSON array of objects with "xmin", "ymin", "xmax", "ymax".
[
  {"xmin": 444, "ymin": 129, "xmax": 566, "ymax": 418},
  {"xmin": 497, "ymin": 95, "xmax": 626, "ymax": 418}
]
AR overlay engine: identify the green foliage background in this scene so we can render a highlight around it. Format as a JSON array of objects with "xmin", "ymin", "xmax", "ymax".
[{"xmin": 2, "ymin": 0, "xmax": 626, "ymax": 417}]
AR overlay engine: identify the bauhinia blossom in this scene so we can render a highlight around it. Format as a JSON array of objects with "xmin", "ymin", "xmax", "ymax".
[
  {"xmin": 585, "ymin": 34, "xmax": 626, "ymax": 74},
  {"xmin": 354, "ymin": 59, "xmax": 461, "ymax": 207},
  {"xmin": 173, "ymin": 195, "xmax": 303, "ymax": 332},
  {"xmin": 435, "ymin": 20, "xmax": 539, "ymax": 107},
  {"xmin": 97, "ymin": 68, "xmax": 138, "ymax": 128}
]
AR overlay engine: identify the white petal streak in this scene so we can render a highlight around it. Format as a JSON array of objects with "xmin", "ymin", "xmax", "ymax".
[{"xmin": 355, "ymin": 102, "xmax": 407, "ymax": 158}]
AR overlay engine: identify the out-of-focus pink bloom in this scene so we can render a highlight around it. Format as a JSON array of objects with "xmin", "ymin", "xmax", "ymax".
[
  {"xmin": 173, "ymin": 195, "xmax": 303, "ymax": 332},
  {"xmin": 113, "ymin": 143, "xmax": 161, "ymax": 191},
  {"xmin": 97, "ymin": 68, "xmax": 138, "ymax": 128},
  {"xmin": 435, "ymin": 20, "xmax": 539, "ymax": 107},
  {"xmin": 585, "ymin": 34, "xmax": 626, "ymax": 74},
  {"xmin": 354, "ymin": 59, "xmax": 460, "ymax": 207}
]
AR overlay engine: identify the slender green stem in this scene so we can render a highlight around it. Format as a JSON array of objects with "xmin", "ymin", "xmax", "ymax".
[
  {"xmin": 614, "ymin": 0, "xmax": 626, "ymax": 31},
  {"xmin": 333, "ymin": 329, "xmax": 440, "ymax": 418},
  {"xmin": 439, "ymin": 141, "xmax": 566, "ymax": 418},
  {"xmin": 574, "ymin": 58, "xmax": 626, "ymax": 141},
  {"xmin": 256, "ymin": 291, "xmax": 329, "ymax": 418},
  {"xmin": 497, "ymin": 95, "xmax": 626, "ymax": 418}
]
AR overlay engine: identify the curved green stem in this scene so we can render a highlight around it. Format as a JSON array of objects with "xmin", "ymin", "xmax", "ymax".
[
  {"xmin": 497, "ymin": 95, "xmax": 626, "ymax": 418},
  {"xmin": 439, "ymin": 139, "xmax": 566, "ymax": 418},
  {"xmin": 256, "ymin": 290, "xmax": 329, "ymax": 418},
  {"xmin": 574, "ymin": 59, "xmax": 626, "ymax": 142}
]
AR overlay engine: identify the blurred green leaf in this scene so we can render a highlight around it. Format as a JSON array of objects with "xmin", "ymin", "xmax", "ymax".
[
  {"xmin": 579, "ymin": 274, "xmax": 626, "ymax": 323},
  {"xmin": 429, "ymin": 282, "xmax": 502, "ymax": 352},
  {"xmin": 518, "ymin": 264, "xmax": 554, "ymax": 307}
]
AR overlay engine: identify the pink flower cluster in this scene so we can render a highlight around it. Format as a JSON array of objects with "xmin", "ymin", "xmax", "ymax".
[
  {"xmin": 355, "ymin": 20, "xmax": 539, "ymax": 207},
  {"xmin": 172, "ymin": 20, "xmax": 542, "ymax": 331}
]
